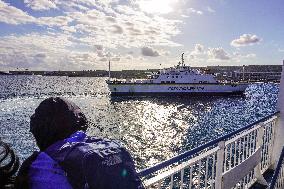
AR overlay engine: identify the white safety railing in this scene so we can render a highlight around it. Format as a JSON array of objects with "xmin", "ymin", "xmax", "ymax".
[
  {"xmin": 269, "ymin": 146, "xmax": 284, "ymax": 189},
  {"xmin": 138, "ymin": 112, "xmax": 279, "ymax": 189}
]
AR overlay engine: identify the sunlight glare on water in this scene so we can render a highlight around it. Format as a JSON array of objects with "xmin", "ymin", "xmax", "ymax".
[{"xmin": 0, "ymin": 76, "xmax": 279, "ymax": 170}]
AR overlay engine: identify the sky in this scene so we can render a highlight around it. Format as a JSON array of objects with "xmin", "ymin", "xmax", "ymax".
[{"xmin": 0, "ymin": 0, "xmax": 283, "ymax": 71}]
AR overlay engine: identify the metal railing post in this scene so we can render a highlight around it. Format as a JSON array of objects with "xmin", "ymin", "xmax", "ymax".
[
  {"xmin": 271, "ymin": 114, "xmax": 284, "ymax": 169},
  {"xmin": 255, "ymin": 125, "xmax": 268, "ymax": 186},
  {"xmin": 271, "ymin": 60, "xmax": 284, "ymax": 169},
  {"xmin": 270, "ymin": 146, "xmax": 284, "ymax": 189},
  {"xmin": 215, "ymin": 141, "xmax": 225, "ymax": 189}
]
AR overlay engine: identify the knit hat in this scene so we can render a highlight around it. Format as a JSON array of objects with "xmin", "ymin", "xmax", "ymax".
[{"xmin": 30, "ymin": 97, "xmax": 88, "ymax": 151}]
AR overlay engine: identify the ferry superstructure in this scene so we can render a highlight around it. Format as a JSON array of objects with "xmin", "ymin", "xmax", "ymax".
[{"xmin": 106, "ymin": 54, "xmax": 248, "ymax": 96}]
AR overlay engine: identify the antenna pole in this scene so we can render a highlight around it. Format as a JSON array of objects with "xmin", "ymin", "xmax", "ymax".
[
  {"xmin": 242, "ymin": 65, "xmax": 245, "ymax": 81},
  {"xmin": 181, "ymin": 53, "xmax": 185, "ymax": 66},
  {"xmin": 108, "ymin": 60, "xmax": 111, "ymax": 80}
]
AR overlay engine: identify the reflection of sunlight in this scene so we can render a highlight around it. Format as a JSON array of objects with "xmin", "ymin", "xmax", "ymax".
[
  {"xmin": 110, "ymin": 98, "xmax": 217, "ymax": 170},
  {"xmin": 138, "ymin": 0, "xmax": 178, "ymax": 14},
  {"xmin": 136, "ymin": 101, "xmax": 191, "ymax": 167}
]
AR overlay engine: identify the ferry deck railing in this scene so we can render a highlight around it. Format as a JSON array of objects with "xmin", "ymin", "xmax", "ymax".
[
  {"xmin": 269, "ymin": 146, "xmax": 284, "ymax": 189},
  {"xmin": 138, "ymin": 111, "xmax": 280, "ymax": 189}
]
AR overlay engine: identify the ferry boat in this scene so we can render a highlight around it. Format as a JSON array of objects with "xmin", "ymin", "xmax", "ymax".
[{"xmin": 106, "ymin": 54, "xmax": 248, "ymax": 96}]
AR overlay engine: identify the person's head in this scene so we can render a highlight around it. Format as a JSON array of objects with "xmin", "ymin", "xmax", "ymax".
[
  {"xmin": 0, "ymin": 141, "xmax": 19, "ymax": 187},
  {"xmin": 30, "ymin": 97, "xmax": 88, "ymax": 151}
]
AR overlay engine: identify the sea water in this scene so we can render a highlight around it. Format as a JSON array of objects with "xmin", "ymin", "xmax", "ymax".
[{"xmin": 0, "ymin": 75, "xmax": 279, "ymax": 170}]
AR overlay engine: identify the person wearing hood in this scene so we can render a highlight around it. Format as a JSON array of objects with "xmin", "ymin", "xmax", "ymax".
[{"xmin": 15, "ymin": 97, "xmax": 144, "ymax": 189}]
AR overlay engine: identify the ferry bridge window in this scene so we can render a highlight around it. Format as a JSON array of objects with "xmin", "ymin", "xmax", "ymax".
[
  {"xmin": 171, "ymin": 81, "xmax": 175, "ymax": 83},
  {"xmin": 161, "ymin": 81, "xmax": 165, "ymax": 83},
  {"xmin": 172, "ymin": 76, "xmax": 174, "ymax": 78},
  {"xmin": 176, "ymin": 76, "xmax": 178, "ymax": 78},
  {"xmin": 166, "ymin": 81, "xmax": 170, "ymax": 84}
]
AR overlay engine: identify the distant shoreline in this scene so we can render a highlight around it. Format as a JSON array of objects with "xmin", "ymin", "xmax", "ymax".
[{"xmin": 1, "ymin": 65, "xmax": 282, "ymax": 82}]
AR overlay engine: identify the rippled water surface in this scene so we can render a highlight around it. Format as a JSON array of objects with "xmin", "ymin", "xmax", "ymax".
[{"xmin": 0, "ymin": 75, "xmax": 279, "ymax": 170}]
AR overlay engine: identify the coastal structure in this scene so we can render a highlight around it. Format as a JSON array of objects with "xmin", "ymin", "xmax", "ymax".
[
  {"xmin": 0, "ymin": 71, "xmax": 11, "ymax": 75},
  {"xmin": 2, "ymin": 65, "xmax": 281, "ymax": 81},
  {"xmin": 106, "ymin": 54, "xmax": 248, "ymax": 96},
  {"xmin": 208, "ymin": 65, "xmax": 282, "ymax": 82},
  {"xmin": 137, "ymin": 61, "xmax": 284, "ymax": 188},
  {"xmin": 232, "ymin": 71, "xmax": 281, "ymax": 82}
]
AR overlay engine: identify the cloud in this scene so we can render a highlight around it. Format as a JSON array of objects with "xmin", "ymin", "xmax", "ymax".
[
  {"xmin": 0, "ymin": 0, "xmax": 182, "ymax": 48},
  {"xmin": 98, "ymin": 53, "xmax": 121, "ymax": 62},
  {"xmin": 190, "ymin": 44, "xmax": 204, "ymax": 56},
  {"xmin": 0, "ymin": 33, "xmax": 107, "ymax": 70},
  {"xmin": 207, "ymin": 6, "xmax": 215, "ymax": 13},
  {"xmin": 0, "ymin": 0, "xmax": 35, "ymax": 25},
  {"xmin": 64, "ymin": 1, "xmax": 181, "ymax": 48},
  {"xmin": 245, "ymin": 53, "xmax": 256, "ymax": 58},
  {"xmin": 233, "ymin": 52, "xmax": 256, "ymax": 58},
  {"xmin": 141, "ymin": 47, "xmax": 160, "ymax": 57},
  {"xmin": 187, "ymin": 44, "xmax": 257, "ymax": 65},
  {"xmin": 105, "ymin": 16, "xmax": 117, "ymax": 23},
  {"xmin": 95, "ymin": 45, "xmax": 104, "ymax": 51},
  {"xmin": 163, "ymin": 51, "xmax": 170, "ymax": 56},
  {"xmin": 278, "ymin": 48, "xmax": 284, "ymax": 52},
  {"xmin": 125, "ymin": 54, "xmax": 133, "ymax": 60},
  {"xmin": 0, "ymin": 1, "xmax": 71, "ymax": 27},
  {"xmin": 61, "ymin": 25, "xmax": 76, "ymax": 33},
  {"xmin": 111, "ymin": 25, "xmax": 124, "ymax": 34},
  {"xmin": 0, "ymin": 0, "xmax": 184, "ymax": 70},
  {"xmin": 111, "ymin": 57, "xmax": 120, "ymax": 61},
  {"xmin": 115, "ymin": 5, "xmax": 138, "ymax": 15},
  {"xmin": 207, "ymin": 47, "xmax": 230, "ymax": 60},
  {"xmin": 231, "ymin": 34, "xmax": 261, "ymax": 47},
  {"xmin": 35, "ymin": 53, "xmax": 47, "ymax": 58},
  {"xmin": 99, "ymin": 57, "xmax": 108, "ymax": 62},
  {"xmin": 231, "ymin": 52, "xmax": 256, "ymax": 63},
  {"xmin": 24, "ymin": 0, "xmax": 57, "ymax": 11},
  {"xmin": 38, "ymin": 15, "xmax": 73, "ymax": 27},
  {"xmin": 137, "ymin": 0, "xmax": 179, "ymax": 14},
  {"xmin": 188, "ymin": 44, "xmax": 206, "ymax": 61},
  {"xmin": 186, "ymin": 8, "xmax": 203, "ymax": 15}
]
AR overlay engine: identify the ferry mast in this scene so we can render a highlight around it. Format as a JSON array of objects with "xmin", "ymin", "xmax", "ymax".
[
  {"xmin": 181, "ymin": 53, "xmax": 185, "ymax": 66},
  {"xmin": 108, "ymin": 60, "xmax": 111, "ymax": 80}
]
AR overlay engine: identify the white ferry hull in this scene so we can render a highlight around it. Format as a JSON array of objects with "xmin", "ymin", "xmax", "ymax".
[{"xmin": 107, "ymin": 83, "xmax": 248, "ymax": 96}]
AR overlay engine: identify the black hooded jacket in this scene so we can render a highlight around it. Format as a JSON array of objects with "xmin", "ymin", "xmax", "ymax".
[{"xmin": 15, "ymin": 97, "xmax": 144, "ymax": 189}]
